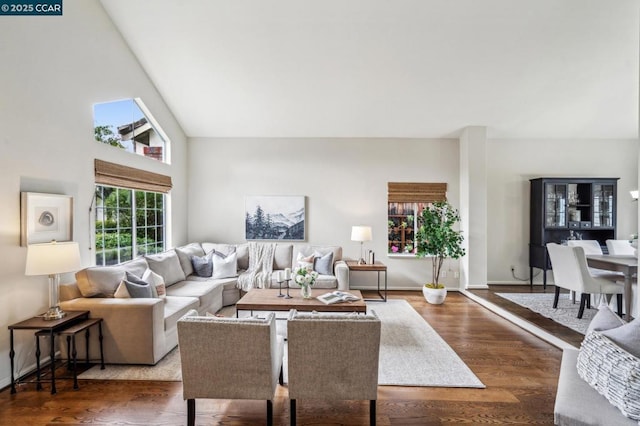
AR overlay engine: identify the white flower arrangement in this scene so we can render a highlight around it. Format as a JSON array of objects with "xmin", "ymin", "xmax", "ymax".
[{"xmin": 294, "ymin": 266, "xmax": 319, "ymax": 287}]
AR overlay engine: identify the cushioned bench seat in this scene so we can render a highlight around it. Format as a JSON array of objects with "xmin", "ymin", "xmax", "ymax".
[{"xmin": 554, "ymin": 348, "xmax": 636, "ymax": 426}]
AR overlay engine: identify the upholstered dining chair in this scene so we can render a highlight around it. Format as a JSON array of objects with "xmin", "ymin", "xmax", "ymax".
[
  {"xmin": 566, "ymin": 239, "xmax": 603, "ymax": 254},
  {"xmin": 546, "ymin": 243, "xmax": 624, "ymax": 318},
  {"xmin": 606, "ymin": 239, "xmax": 636, "ymax": 256},
  {"xmin": 566, "ymin": 239, "xmax": 624, "ymax": 279},
  {"xmin": 177, "ymin": 310, "xmax": 284, "ymax": 426},
  {"xmin": 287, "ymin": 309, "xmax": 381, "ymax": 426}
]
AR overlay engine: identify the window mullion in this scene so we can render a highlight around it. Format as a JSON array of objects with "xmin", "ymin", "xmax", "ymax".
[{"xmin": 132, "ymin": 190, "xmax": 138, "ymax": 258}]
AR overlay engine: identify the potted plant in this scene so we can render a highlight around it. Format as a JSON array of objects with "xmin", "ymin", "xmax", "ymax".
[{"xmin": 416, "ymin": 201, "xmax": 466, "ymax": 304}]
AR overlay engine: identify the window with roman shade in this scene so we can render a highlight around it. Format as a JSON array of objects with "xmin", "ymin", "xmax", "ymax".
[
  {"xmin": 94, "ymin": 159, "xmax": 172, "ymax": 265},
  {"xmin": 388, "ymin": 182, "xmax": 447, "ymax": 255}
]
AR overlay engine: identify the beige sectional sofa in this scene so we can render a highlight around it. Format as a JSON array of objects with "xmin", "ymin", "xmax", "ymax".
[{"xmin": 59, "ymin": 242, "xmax": 348, "ymax": 365}]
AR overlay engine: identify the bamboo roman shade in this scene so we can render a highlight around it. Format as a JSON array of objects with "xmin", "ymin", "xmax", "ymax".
[
  {"xmin": 387, "ymin": 182, "xmax": 447, "ymax": 203},
  {"xmin": 94, "ymin": 159, "xmax": 172, "ymax": 193}
]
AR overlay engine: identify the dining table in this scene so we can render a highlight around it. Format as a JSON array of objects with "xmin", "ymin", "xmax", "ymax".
[{"xmin": 586, "ymin": 254, "xmax": 637, "ymax": 321}]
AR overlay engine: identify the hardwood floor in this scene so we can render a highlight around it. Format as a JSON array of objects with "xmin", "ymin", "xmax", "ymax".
[
  {"xmin": 1, "ymin": 290, "xmax": 562, "ymax": 425},
  {"xmin": 470, "ymin": 284, "xmax": 585, "ymax": 348}
]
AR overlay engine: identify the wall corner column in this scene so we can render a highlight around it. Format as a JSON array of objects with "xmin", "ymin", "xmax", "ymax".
[{"xmin": 459, "ymin": 126, "xmax": 488, "ymax": 289}]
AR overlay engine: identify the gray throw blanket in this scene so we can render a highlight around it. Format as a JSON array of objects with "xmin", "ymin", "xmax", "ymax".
[{"xmin": 237, "ymin": 242, "xmax": 275, "ymax": 291}]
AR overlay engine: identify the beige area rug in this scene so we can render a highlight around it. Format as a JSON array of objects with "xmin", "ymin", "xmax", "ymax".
[{"xmin": 79, "ymin": 300, "xmax": 484, "ymax": 388}]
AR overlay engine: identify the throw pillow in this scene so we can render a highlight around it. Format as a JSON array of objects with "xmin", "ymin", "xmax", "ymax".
[
  {"xmin": 191, "ymin": 252, "xmax": 214, "ymax": 277},
  {"xmin": 113, "ymin": 281, "xmax": 131, "ymax": 298},
  {"xmin": 296, "ymin": 252, "xmax": 314, "ymax": 270},
  {"xmin": 142, "ymin": 268, "xmax": 166, "ymax": 298},
  {"xmin": 577, "ymin": 330, "xmax": 640, "ymax": 421},
  {"xmin": 313, "ymin": 251, "xmax": 334, "ymax": 275},
  {"xmin": 145, "ymin": 250, "xmax": 186, "ymax": 286},
  {"xmin": 212, "ymin": 251, "xmax": 238, "ymax": 279},
  {"xmin": 585, "ymin": 302, "xmax": 625, "ymax": 336},
  {"xmin": 211, "ymin": 249, "xmax": 231, "ymax": 259},
  {"xmin": 175, "ymin": 243, "xmax": 205, "ymax": 277},
  {"xmin": 126, "ymin": 271, "xmax": 158, "ymax": 298},
  {"xmin": 123, "ymin": 279, "xmax": 153, "ymax": 298},
  {"xmin": 601, "ymin": 317, "xmax": 640, "ymax": 357}
]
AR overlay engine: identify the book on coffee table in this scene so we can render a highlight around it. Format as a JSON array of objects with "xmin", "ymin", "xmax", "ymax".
[{"xmin": 317, "ymin": 291, "xmax": 361, "ymax": 305}]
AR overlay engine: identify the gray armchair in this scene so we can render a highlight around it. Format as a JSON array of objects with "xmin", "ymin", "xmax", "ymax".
[
  {"xmin": 287, "ymin": 309, "xmax": 381, "ymax": 426},
  {"xmin": 177, "ymin": 310, "xmax": 284, "ymax": 426}
]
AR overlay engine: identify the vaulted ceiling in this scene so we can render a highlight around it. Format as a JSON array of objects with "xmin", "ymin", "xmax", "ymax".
[{"xmin": 100, "ymin": 0, "xmax": 639, "ymax": 139}]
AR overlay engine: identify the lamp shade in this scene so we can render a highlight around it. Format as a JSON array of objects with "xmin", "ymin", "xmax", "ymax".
[
  {"xmin": 351, "ymin": 226, "xmax": 372, "ymax": 242},
  {"xmin": 25, "ymin": 241, "xmax": 81, "ymax": 276},
  {"xmin": 630, "ymin": 190, "xmax": 639, "ymax": 200}
]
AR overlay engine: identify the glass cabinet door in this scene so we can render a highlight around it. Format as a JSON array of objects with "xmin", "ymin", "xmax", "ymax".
[
  {"xmin": 593, "ymin": 184, "xmax": 614, "ymax": 228},
  {"xmin": 545, "ymin": 184, "xmax": 567, "ymax": 227}
]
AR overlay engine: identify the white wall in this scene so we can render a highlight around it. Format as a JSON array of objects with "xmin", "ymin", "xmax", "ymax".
[
  {"xmin": 0, "ymin": 0, "xmax": 188, "ymax": 388},
  {"xmin": 487, "ymin": 139, "xmax": 638, "ymax": 285},
  {"xmin": 187, "ymin": 138, "xmax": 460, "ymax": 289}
]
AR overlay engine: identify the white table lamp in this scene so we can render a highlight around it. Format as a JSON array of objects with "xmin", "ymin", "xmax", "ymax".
[
  {"xmin": 25, "ymin": 241, "xmax": 81, "ymax": 320},
  {"xmin": 351, "ymin": 226, "xmax": 372, "ymax": 265}
]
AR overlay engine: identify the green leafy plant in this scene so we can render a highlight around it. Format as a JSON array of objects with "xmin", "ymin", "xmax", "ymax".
[{"xmin": 416, "ymin": 201, "xmax": 466, "ymax": 289}]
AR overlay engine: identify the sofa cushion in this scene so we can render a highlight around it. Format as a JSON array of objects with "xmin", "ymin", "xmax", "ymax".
[
  {"xmin": 164, "ymin": 296, "xmax": 199, "ymax": 331},
  {"xmin": 288, "ymin": 274, "xmax": 336, "ymax": 289},
  {"xmin": 577, "ymin": 330, "xmax": 640, "ymax": 421},
  {"xmin": 212, "ymin": 252, "xmax": 238, "ymax": 279},
  {"xmin": 165, "ymin": 280, "xmax": 221, "ymax": 310},
  {"xmin": 273, "ymin": 244, "xmax": 293, "ymax": 270},
  {"xmin": 236, "ymin": 243, "xmax": 249, "ymax": 270},
  {"xmin": 75, "ymin": 257, "xmax": 149, "ymax": 298},
  {"xmin": 191, "ymin": 252, "xmax": 213, "ymax": 277},
  {"xmin": 145, "ymin": 250, "xmax": 186, "ymax": 286},
  {"xmin": 175, "ymin": 243, "xmax": 205, "ymax": 277}
]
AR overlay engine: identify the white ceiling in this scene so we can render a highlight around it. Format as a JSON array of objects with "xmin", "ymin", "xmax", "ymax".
[{"xmin": 100, "ymin": 0, "xmax": 639, "ymax": 139}]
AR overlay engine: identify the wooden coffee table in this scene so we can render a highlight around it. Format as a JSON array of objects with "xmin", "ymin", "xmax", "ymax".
[{"xmin": 236, "ymin": 289, "xmax": 366, "ymax": 317}]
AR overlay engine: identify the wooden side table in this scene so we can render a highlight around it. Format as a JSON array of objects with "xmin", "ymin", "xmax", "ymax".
[
  {"xmin": 36, "ymin": 317, "xmax": 105, "ymax": 390},
  {"xmin": 8, "ymin": 310, "xmax": 89, "ymax": 394},
  {"xmin": 345, "ymin": 260, "xmax": 388, "ymax": 302}
]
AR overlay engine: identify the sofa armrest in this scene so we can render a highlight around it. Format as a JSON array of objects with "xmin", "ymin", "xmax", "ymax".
[
  {"xmin": 59, "ymin": 297, "xmax": 165, "ymax": 364},
  {"xmin": 334, "ymin": 260, "xmax": 349, "ymax": 291}
]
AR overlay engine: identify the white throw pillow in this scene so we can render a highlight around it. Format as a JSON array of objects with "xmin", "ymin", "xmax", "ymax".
[
  {"xmin": 142, "ymin": 268, "xmax": 166, "ymax": 298},
  {"xmin": 212, "ymin": 252, "xmax": 238, "ymax": 279}
]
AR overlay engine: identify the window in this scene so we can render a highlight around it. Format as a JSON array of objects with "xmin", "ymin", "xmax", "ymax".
[
  {"xmin": 387, "ymin": 182, "xmax": 447, "ymax": 255},
  {"xmin": 93, "ymin": 159, "xmax": 172, "ymax": 266},
  {"xmin": 93, "ymin": 98, "xmax": 169, "ymax": 163},
  {"xmin": 94, "ymin": 186, "xmax": 165, "ymax": 265}
]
